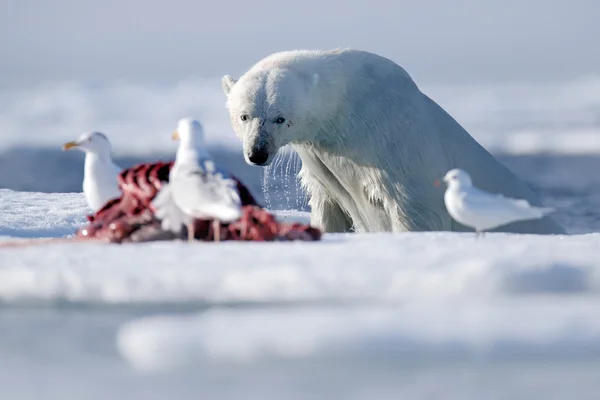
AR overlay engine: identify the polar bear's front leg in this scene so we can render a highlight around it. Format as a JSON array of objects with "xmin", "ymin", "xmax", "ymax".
[
  {"xmin": 308, "ymin": 190, "xmax": 353, "ymax": 233},
  {"xmin": 295, "ymin": 147, "xmax": 353, "ymax": 233}
]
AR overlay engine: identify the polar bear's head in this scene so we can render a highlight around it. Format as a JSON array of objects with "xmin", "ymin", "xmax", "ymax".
[{"xmin": 221, "ymin": 67, "xmax": 319, "ymax": 166}]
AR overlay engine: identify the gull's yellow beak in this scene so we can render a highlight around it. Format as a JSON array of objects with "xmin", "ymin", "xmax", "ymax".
[
  {"xmin": 433, "ymin": 179, "xmax": 441, "ymax": 187},
  {"xmin": 171, "ymin": 130, "xmax": 180, "ymax": 141},
  {"xmin": 62, "ymin": 141, "xmax": 78, "ymax": 151}
]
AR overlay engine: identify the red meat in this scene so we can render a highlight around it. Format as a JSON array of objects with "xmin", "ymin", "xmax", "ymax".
[{"xmin": 76, "ymin": 161, "xmax": 321, "ymax": 243}]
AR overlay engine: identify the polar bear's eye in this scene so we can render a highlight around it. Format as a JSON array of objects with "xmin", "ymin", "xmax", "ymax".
[
  {"xmin": 274, "ymin": 117, "xmax": 286, "ymax": 124},
  {"xmin": 240, "ymin": 115, "xmax": 249, "ymax": 122}
]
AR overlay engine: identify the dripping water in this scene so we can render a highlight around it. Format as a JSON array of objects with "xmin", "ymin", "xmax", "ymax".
[{"xmin": 261, "ymin": 145, "xmax": 309, "ymax": 211}]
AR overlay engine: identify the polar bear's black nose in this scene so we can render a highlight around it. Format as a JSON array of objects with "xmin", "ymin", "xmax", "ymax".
[{"xmin": 248, "ymin": 149, "xmax": 269, "ymax": 165}]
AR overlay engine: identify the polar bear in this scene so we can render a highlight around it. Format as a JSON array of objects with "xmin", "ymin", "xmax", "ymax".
[{"xmin": 220, "ymin": 49, "xmax": 564, "ymax": 234}]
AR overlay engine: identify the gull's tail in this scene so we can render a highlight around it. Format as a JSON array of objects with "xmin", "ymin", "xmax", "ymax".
[
  {"xmin": 205, "ymin": 176, "xmax": 243, "ymax": 222},
  {"xmin": 510, "ymin": 198, "xmax": 555, "ymax": 218},
  {"xmin": 152, "ymin": 183, "xmax": 192, "ymax": 233},
  {"xmin": 202, "ymin": 201, "xmax": 243, "ymax": 223}
]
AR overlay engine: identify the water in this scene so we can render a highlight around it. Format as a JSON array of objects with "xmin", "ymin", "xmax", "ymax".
[{"xmin": 262, "ymin": 146, "xmax": 309, "ymax": 212}]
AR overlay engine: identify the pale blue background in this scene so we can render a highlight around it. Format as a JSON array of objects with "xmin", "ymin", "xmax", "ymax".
[{"xmin": 1, "ymin": 0, "xmax": 598, "ymax": 86}]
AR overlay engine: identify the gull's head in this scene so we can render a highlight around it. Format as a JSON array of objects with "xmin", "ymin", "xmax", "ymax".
[
  {"xmin": 63, "ymin": 132, "xmax": 112, "ymax": 155},
  {"xmin": 441, "ymin": 168, "xmax": 472, "ymax": 187},
  {"xmin": 172, "ymin": 118, "xmax": 205, "ymax": 147}
]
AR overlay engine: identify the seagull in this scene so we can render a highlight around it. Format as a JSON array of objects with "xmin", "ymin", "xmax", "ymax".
[
  {"xmin": 436, "ymin": 168, "xmax": 554, "ymax": 237},
  {"xmin": 63, "ymin": 132, "xmax": 122, "ymax": 213},
  {"xmin": 153, "ymin": 118, "xmax": 242, "ymax": 242}
]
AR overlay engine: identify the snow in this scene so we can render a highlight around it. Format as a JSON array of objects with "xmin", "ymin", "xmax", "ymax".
[
  {"xmin": 116, "ymin": 302, "xmax": 600, "ymax": 371},
  {"xmin": 1, "ymin": 227, "xmax": 599, "ymax": 305},
  {"xmin": 0, "ymin": 188, "xmax": 598, "ymax": 307},
  {"xmin": 426, "ymin": 76, "xmax": 600, "ymax": 155},
  {"xmin": 1, "ymin": 77, "xmax": 599, "ymax": 157},
  {"xmin": 0, "ymin": 189, "xmax": 599, "ymax": 384},
  {"xmin": 0, "ymin": 189, "xmax": 88, "ymax": 238},
  {"xmin": 0, "ymin": 80, "xmax": 238, "ymax": 156}
]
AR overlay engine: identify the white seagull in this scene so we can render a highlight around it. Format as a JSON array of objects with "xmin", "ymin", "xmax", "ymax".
[
  {"xmin": 63, "ymin": 132, "xmax": 122, "ymax": 213},
  {"xmin": 152, "ymin": 118, "xmax": 242, "ymax": 242},
  {"xmin": 439, "ymin": 168, "xmax": 554, "ymax": 236}
]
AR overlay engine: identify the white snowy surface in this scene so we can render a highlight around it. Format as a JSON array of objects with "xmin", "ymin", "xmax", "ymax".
[
  {"xmin": 0, "ymin": 190, "xmax": 599, "ymax": 306},
  {"xmin": 0, "ymin": 80, "xmax": 238, "ymax": 156},
  {"xmin": 117, "ymin": 301, "xmax": 600, "ymax": 372},
  {"xmin": 0, "ymin": 189, "xmax": 88, "ymax": 238},
  {"xmin": 1, "ymin": 227, "xmax": 600, "ymax": 305},
  {"xmin": 0, "ymin": 189, "xmax": 599, "ymax": 374},
  {"xmin": 0, "ymin": 190, "xmax": 599, "ymax": 400},
  {"xmin": 427, "ymin": 76, "xmax": 600, "ymax": 155},
  {"xmin": 0, "ymin": 77, "xmax": 599, "ymax": 156}
]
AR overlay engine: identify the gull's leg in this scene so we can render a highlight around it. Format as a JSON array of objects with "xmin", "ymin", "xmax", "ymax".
[
  {"xmin": 213, "ymin": 220, "xmax": 221, "ymax": 242},
  {"xmin": 242, "ymin": 217, "xmax": 247, "ymax": 239},
  {"xmin": 187, "ymin": 222, "xmax": 195, "ymax": 242}
]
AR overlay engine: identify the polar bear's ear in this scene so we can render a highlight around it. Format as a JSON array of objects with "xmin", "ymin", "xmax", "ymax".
[{"xmin": 221, "ymin": 75, "xmax": 237, "ymax": 96}]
